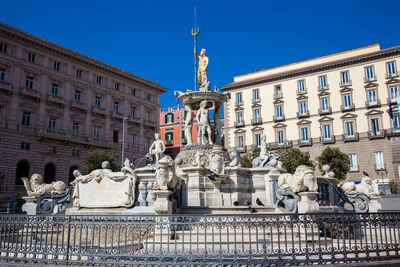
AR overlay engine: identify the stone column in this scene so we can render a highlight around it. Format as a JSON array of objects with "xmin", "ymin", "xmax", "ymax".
[
  {"xmin": 21, "ymin": 197, "xmax": 37, "ymax": 215},
  {"xmin": 154, "ymin": 190, "xmax": 172, "ymax": 214},
  {"xmin": 138, "ymin": 181, "xmax": 148, "ymax": 206},
  {"xmin": 146, "ymin": 181, "xmax": 156, "ymax": 206},
  {"xmin": 297, "ymin": 192, "xmax": 319, "ymax": 213}
]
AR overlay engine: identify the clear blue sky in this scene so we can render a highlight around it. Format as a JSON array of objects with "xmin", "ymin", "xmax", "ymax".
[{"xmin": 2, "ymin": 0, "xmax": 400, "ymax": 110}]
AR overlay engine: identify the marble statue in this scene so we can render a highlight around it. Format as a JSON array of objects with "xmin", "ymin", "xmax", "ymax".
[
  {"xmin": 342, "ymin": 176, "xmax": 380, "ymax": 198},
  {"xmin": 149, "ymin": 133, "xmax": 166, "ymax": 163},
  {"xmin": 155, "ymin": 156, "xmax": 181, "ymax": 190},
  {"xmin": 21, "ymin": 173, "xmax": 67, "ymax": 198},
  {"xmin": 259, "ymin": 134, "xmax": 269, "ymax": 167},
  {"xmin": 184, "ymin": 105, "xmax": 194, "ymax": 145},
  {"xmin": 277, "ymin": 165, "xmax": 318, "ymax": 193},
  {"xmin": 209, "ymin": 146, "xmax": 225, "ymax": 176},
  {"xmin": 195, "ymin": 48, "xmax": 210, "ymax": 91},
  {"xmin": 229, "ymin": 150, "xmax": 242, "ymax": 167},
  {"xmin": 196, "ymin": 100, "xmax": 213, "ymax": 145}
]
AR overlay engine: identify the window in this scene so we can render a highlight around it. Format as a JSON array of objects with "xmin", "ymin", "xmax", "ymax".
[
  {"xmin": 146, "ymin": 93, "xmax": 151, "ymax": 101},
  {"xmin": 345, "ymin": 121, "xmax": 354, "ymax": 137},
  {"xmin": 255, "ymin": 133, "xmax": 261, "ymax": 147},
  {"xmin": 390, "ymin": 86, "xmax": 398, "ymax": 100},
  {"xmin": 53, "ymin": 61, "xmax": 60, "ymax": 71},
  {"xmin": 130, "ymin": 135, "xmax": 137, "ymax": 146},
  {"xmin": 114, "ymin": 102, "xmax": 119, "ymax": 112},
  {"xmin": 323, "ymin": 124, "xmax": 331, "ymax": 140},
  {"xmin": 340, "ymin": 71, "xmax": 350, "ymax": 85},
  {"xmin": 368, "ymin": 89, "xmax": 377, "ymax": 103},
  {"xmin": 277, "ymin": 130, "xmax": 284, "ymax": 144},
  {"xmin": 74, "ymin": 90, "xmax": 81, "ymax": 101},
  {"xmin": 147, "ymin": 111, "xmax": 152, "ymax": 120},
  {"xmin": 394, "ymin": 115, "xmax": 400, "ymax": 129},
  {"xmin": 115, "ymin": 82, "xmax": 120, "ymax": 91},
  {"xmin": 96, "ymin": 76, "xmax": 102, "ymax": 85},
  {"xmin": 299, "ymin": 101, "xmax": 307, "ymax": 115},
  {"xmin": 319, "ymin": 75, "xmax": 327, "ymax": 89},
  {"xmin": 113, "ymin": 130, "xmax": 118, "ymax": 143},
  {"xmin": 274, "ymin": 85, "xmax": 282, "ymax": 98},
  {"xmin": 375, "ymin": 152, "xmax": 384, "ymax": 170},
  {"xmin": 22, "ymin": 111, "xmax": 31, "ymax": 126},
  {"xmin": 73, "ymin": 122, "xmax": 80, "ymax": 135},
  {"xmin": 28, "ymin": 52, "xmax": 36, "ymax": 63},
  {"xmin": 51, "ymin": 84, "xmax": 59, "ymax": 95},
  {"xmin": 387, "ymin": 61, "xmax": 397, "ymax": 77},
  {"xmin": 48, "ymin": 147, "xmax": 57, "ymax": 155},
  {"xmin": 48, "ymin": 118, "xmax": 57, "ymax": 130},
  {"xmin": 131, "ymin": 88, "xmax": 136, "ymax": 96},
  {"xmin": 20, "ymin": 142, "xmax": 30, "ymax": 150},
  {"xmin": 165, "ymin": 113, "xmax": 174, "ymax": 123},
  {"xmin": 131, "ymin": 107, "xmax": 136, "ymax": 117},
  {"xmin": 0, "ymin": 106, "xmax": 3, "ymax": 120},
  {"xmin": 365, "ymin": 66, "xmax": 375, "ymax": 81},
  {"xmin": 0, "ymin": 43, "xmax": 7, "ymax": 54},
  {"xmin": 72, "ymin": 149, "xmax": 80, "ymax": 158},
  {"xmin": 371, "ymin": 118, "xmax": 380, "ymax": 134},
  {"xmin": 321, "ymin": 97, "xmax": 329, "ymax": 111},
  {"xmin": 301, "ymin": 127, "xmax": 309, "ymax": 141},
  {"xmin": 76, "ymin": 69, "xmax": 82, "ymax": 79},
  {"xmin": 237, "ymin": 136, "xmax": 244, "ymax": 148},
  {"xmin": 343, "ymin": 94, "xmax": 352, "ymax": 108},
  {"xmin": 253, "ymin": 108, "xmax": 260, "ymax": 121},
  {"xmin": 0, "ymin": 68, "xmax": 5, "ymax": 81},
  {"xmin": 236, "ymin": 92, "xmax": 242, "ymax": 105},
  {"xmin": 236, "ymin": 112, "xmax": 243, "ymax": 123},
  {"xmin": 298, "ymin": 80, "xmax": 305, "ymax": 93},
  {"xmin": 349, "ymin": 154, "xmax": 358, "ymax": 171},
  {"xmin": 253, "ymin": 88, "xmax": 260, "ymax": 102},
  {"xmin": 25, "ymin": 76, "xmax": 34, "ymax": 88},
  {"xmin": 166, "ymin": 132, "xmax": 173, "ymax": 142},
  {"xmin": 276, "ymin": 104, "xmax": 283, "ymax": 118},
  {"xmin": 93, "ymin": 127, "xmax": 101, "ymax": 139},
  {"xmin": 95, "ymin": 96, "xmax": 101, "ymax": 107}
]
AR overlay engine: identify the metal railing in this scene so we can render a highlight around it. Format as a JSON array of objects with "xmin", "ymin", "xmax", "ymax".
[{"xmin": 1, "ymin": 213, "xmax": 400, "ymax": 265}]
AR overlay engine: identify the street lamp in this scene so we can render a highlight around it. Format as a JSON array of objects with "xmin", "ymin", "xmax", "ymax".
[{"xmin": 122, "ymin": 116, "xmax": 128, "ymax": 166}]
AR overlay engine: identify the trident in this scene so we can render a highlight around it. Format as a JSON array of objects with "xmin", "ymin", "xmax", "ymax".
[{"xmin": 191, "ymin": 7, "xmax": 199, "ymax": 91}]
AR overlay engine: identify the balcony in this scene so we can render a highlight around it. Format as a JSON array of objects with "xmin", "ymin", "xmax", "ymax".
[
  {"xmin": 166, "ymin": 140, "xmax": 173, "ymax": 146},
  {"xmin": 234, "ymin": 121, "xmax": 245, "ymax": 128},
  {"xmin": 46, "ymin": 94, "xmax": 65, "ymax": 106},
  {"xmin": 318, "ymin": 107, "xmax": 332, "ymax": 115},
  {"xmin": 269, "ymin": 141, "xmax": 292, "ymax": 150},
  {"xmin": 20, "ymin": 87, "xmax": 40, "ymax": 100},
  {"xmin": 342, "ymin": 133, "xmax": 359, "ymax": 142},
  {"xmin": 237, "ymin": 146, "xmax": 246, "ymax": 153},
  {"xmin": 368, "ymin": 130, "xmax": 385, "ymax": 140},
  {"xmin": 339, "ymin": 80, "xmax": 352, "ymax": 87},
  {"xmin": 235, "ymin": 101, "xmax": 243, "ymax": 107},
  {"xmin": 297, "ymin": 111, "xmax": 309, "ymax": 119},
  {"xmin": 252, "ymin": 98, "xmax": 261, "ymax": 104},
  {"xmin": 273, "ymin": 115, "xmax": 285, "ymax": 122},
  {"xmin": 297, "ymin": 89, "xmax": 307, "ymax": 95},
  {"xmin": 387, "ymin": 97, "xmax": 398, "ymax": 105},
  {"xmin": 251, "ymin": 118, "xmax": 263, "ymax": 125},
  {"xmin": 110, "ymin": 111, "xmax": 124, "ymax": 120},
  {"xmin": 317, "ymin": 85, "xmax": 329, "ymax": 91},
  {"xmin": 273, "ymin": 93, "xmax": 283, "ymax": 100},
  {"xmin": 364, "ymin": 76, "xmax": 377, "ymax": 83},
  {"xmin": 144, "ymin": 119, "xmax": 156, "ymax": 128},
  {"xmin": 128, "ymin": 115, "xmax": 141, "ymax": 124},
  {"xmin": 0, "ymin": 80, "xmax": 12, "ymax": 94},
  {"xmin": 70, "ymin": 100, "xmax": 87, "ymax": 111},
  {"xmin": 320, "ymin": 136, "xmax": 336, "ymax": 144},
  {"xmin": 365, "ymin": 99, "xmax": 381, "ymax": 109},
  {"xmin": 340, "ymin": 104, "xmax": 355, "ymax": 112},
  {"xmin": 297, "ymin": 138, "xmax": 313, "ymax": 147},
  {"xmin": 386, "ymin": 72, "xmax": 399, "ymax": 79},
  {"xmin": 374, "ymin": 164, "xmax": 387, "ymax": 171},
  {"xmin": 92, "ymin": 105, "xmax": 106, "ymax": 116}
]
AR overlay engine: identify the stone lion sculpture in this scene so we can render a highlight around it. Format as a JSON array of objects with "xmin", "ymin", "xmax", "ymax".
[
  {"xmin": 229, "ymin": 150, "xmax": 242, "ymax": 167},
  {"xmin": 21, "ymin": 173, "xmax": 67, "ymax": 198},
  {"xmin": 341, "ymin": 176, "xmax": 380, "ymax": 198},
  {"xmin": 155, "ymin": 156, "xmax": 181, "ymax": 190},
  {"xmin": 277, "ymin": 165, "xmax": 318, "ymax": 193}
]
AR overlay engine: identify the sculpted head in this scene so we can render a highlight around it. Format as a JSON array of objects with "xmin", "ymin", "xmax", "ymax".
[
  {"xmin": 155, "ymin": 133, "xmax": 161, "ymax": 140},
  {"xmin": 200, "ymin": 49, "xmax": 207, "ymax": 56},
  {"xmin": 31, "ymin": 173, "xmax": 43, "ymax": 184},
  {"xmin": 261, "ymin": 134, "xmax": 266, "ymax": 141},
  {"xmin": 200, "ymin": 100, "xmax": 208, "ymax": 109},
  {"xmin": 294, "ymin": 165, "xmax": 317, "ymax": 192},
  {"xmin": 73, "ymin": 169, "xmax": 81, "ymax": 178}
]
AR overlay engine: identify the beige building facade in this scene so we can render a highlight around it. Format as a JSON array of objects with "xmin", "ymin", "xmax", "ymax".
[
  {"xmin": 0, "ymin": 23, "xmax": 167, "ymax": 204},
  {"xmin": 222, "ymin": 44, "xmax": 400, "ymax": 183}
]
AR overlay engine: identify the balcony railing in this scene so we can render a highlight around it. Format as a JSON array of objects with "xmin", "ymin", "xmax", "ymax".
[
  {"xmin": 235, "ymin": 101, "xmax": 243, "ymax": 107},
  {"xmin": 110, "ymin": 111, "xmax": 124, "ymax": 120},
  {"xmin": 374, "ymin": 163, "xmax": 387, "ymax": 171},
  {"xmin": 342, "ymin": 133, "xmax": 359, "ymax": 142},
  {"xmin": 318, "ymin": 107, "xmax": 332, "ymax": 115},
  {"xmin": 317, "ymin": 85, "xmax": 329, "ymax": 91},
  {"xmin": 340, "ymin": 104, "xmax": 355, "ymax": 112},
  {"xmin": 234, "ymin": 121, "xmax": 245, "ymax": 127},
  {"xmin": 273, "ymin": 115, "xmax": 285, "ymax": 122},
  {"xmin": 387, "ymin": 97, "xmax": 398, "ymax": 105},
  {"xmin": 339, "ymin": 80, "xmax": 352, "ymax": 87},
  {"xmin": 251, "ymin": 98, "xmax": 261, "ymax": 104},
  {"xmin": 0, "ymin": 80, "xmax": 12, "ymax": 93},
  {"xmin": 368, "ymin": 130, "xmax": 386, "ymax": 140},
  {"xmin": 46, "ymin": 94, "xmax": 65, "ymax": 106},
  {"xmin": 386, "ymin": 72, "xmax": 399, "ymax": 79},
  {"xmin": 237, "ymin": 146, "xmax": 246, "ymax": 152},
  {"xmin": 144, "ymin": 119, "xmax": 156, "ymax": 128},
  {"xmin": 166, "ymin": 140, "xmax": 173, "ymax": 146},
  {"xmin": 70, "ymin": 100, "xmax": 87, "ymax": 111},
  {"xmin": 273, "ymin": 93, "xmax": 283, "ymax": 100},
  {"xmin": 320, "ymin": 136, "xmax": 336, "ymax": 144},
  {"xmin": 364, "ymin": 75, "xmax": 377, "ymax": 83},
  {"xmin": 20, "ymin": 86, "xmax": 41, "ymax": 100},
  {"xmin": 297, "ymin": 138, "xmax": 312, "ymax": 147},
  {"xmin": 251, "ymin": 118, "xmax": 263, "ymax": 125},
  {"xmin": 296, "ymin": 89, "xmax": 307, "ymax": 95},
  {"xmin": 365, "ymin": 99, "xmax": 381, "ymax": 109},
  {"xmin": 92, "ymin": 105, "xmax": 106, "ymax": 115},
  {"xmin": 269, "ymin": 141, "xmax": 292, "ymax": 150},
  {"xmin": 297, "ymin": 111, "xmax": 309, "ymax": 119}
]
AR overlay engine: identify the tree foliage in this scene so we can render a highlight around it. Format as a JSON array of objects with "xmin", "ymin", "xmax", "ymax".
[
  {"xmin": 241, "ymin": 148, "xmax": 260, "ymax": 168},
  {"xmin": 81, "ymin": 150, "xmax": 120, "ymax": 175},
  {"xmin": 276, "ymin": 148, "xmax": 314, "ymax": 174},
  {"xmin": 316, "ymin": 147, "xmax": 350, "ymax": 180}
]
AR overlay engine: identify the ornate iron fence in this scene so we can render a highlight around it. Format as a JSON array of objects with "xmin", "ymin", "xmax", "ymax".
[{"xmin": 0, "ymin": 213, "xmax": 400, "ymax": 265}]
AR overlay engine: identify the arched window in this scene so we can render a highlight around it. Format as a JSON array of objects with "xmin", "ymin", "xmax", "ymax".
[
  {"xmin": 15, "ymin": 160, "xmax": 30, "ymax": 185},
  {"xmin": 68, "ymin": 166, "xmax": 79, "ymax": 184},
  {"xmin": 44, "ymin": 163, "xmax": 56, "ymax": 184}
]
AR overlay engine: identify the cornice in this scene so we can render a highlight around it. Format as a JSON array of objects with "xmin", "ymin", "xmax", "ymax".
[
  {"xmin": 0, "ymin": 23, "xmax": 168, "ymax": 93},
  {"xmin": 222, "ymin": 47, "xmax": 400, "ymax": 91}
]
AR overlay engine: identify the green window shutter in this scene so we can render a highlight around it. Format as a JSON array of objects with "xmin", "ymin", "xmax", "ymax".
[
  {"xmin": 164, "ymin": 114, "xmax": 168, "ymax": 123},
  {"xmin": 171, "ymin": 113, "xmax": 174, "ymax": 123}
]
